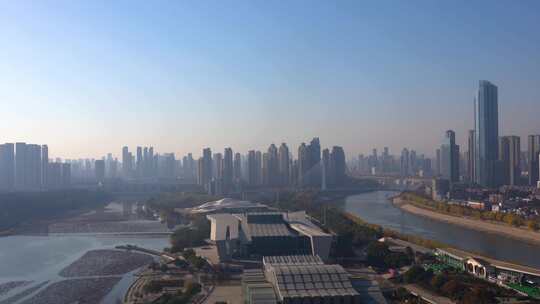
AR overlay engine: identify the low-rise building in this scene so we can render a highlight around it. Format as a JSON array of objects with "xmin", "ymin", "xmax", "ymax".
[
  {"xmin": 242, "ymin": 255, "xmax": 361, "ymax": 304},
  {"xmin": 207, "ymin": 211, "xmax": 333, "ymax": 262},
  {"xmin": 243, "ymin": 269, "xmax": 278, "ymax": 304}
]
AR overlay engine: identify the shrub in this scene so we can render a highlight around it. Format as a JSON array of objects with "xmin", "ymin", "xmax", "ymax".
[
  {"xmin": 430, "ymin": 273, "xmax": 448, "ymax": 291},
  {"xmin": 366, "ymin": 241, "xmax": 390, "ymax": 267},
  {"xmin": 403, "ymin": 265, "xmax": 431, "ymax": 284}
]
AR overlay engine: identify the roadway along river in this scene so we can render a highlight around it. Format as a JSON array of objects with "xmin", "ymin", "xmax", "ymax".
[{"xmin": 344, "ymin": 190, "xmax": 540, "ymax": 269}]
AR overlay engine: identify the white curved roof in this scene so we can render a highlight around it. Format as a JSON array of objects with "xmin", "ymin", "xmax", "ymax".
[{"xmin": 190, "ymin": 198, "xmax": 267, "ymax": 214}]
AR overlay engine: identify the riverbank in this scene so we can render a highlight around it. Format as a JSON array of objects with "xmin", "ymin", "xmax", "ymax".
[
  {"xmin": 60, "ymin": 249, "xmax": 153, "ymax": 277},
  {"xmin": 394, "ymin": 198, "xmax": 540, "ymax": 245}
]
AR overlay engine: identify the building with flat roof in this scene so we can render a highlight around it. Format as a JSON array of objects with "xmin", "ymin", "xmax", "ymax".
[
  {"xmin": 207, "ymin": 211, "xmax": 332, "ymax": 262},
  {"xmin": 261, "ymin": 255, "xmax": 360, "ymax": 304},
  {"xmin": 436, "ymin": 248, "xmax": 540, "ymax": 285},
  {"xmin": 243, "ymin": 269, "xmax": 278, "ymax": 304}
]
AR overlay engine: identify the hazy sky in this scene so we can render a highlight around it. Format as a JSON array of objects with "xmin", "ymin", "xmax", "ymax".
[{"xmin": 1, "ymin": 1, "xmax": 539, "ymax": 160}]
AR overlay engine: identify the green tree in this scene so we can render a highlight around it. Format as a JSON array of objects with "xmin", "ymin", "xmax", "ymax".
[
  {"xmin": 366, "ymin": 242, "xmax": 390, "ymax": 267},
  {"xmin": 440, "ymin": 279, "xmax": 462, "ymax": 298},
  {"xmin": 462, "ymin": 287, "xmax": 495, "ymax": 304},
  {"xmin": 403, "ymin": 265, "xmax": 430, "ymax": 284},
  {"xmin": 430, "ymin": 273, "xmax": 448, "ymax": 291},
  {"xmin": 384, "ymin": 252, "xmax": 411, "ymax": 268},
  {"xmin": 143, "ymin": 280, "xmax": 163, "ymax": 294}
]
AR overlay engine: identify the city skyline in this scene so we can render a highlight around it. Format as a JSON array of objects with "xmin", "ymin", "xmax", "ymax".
[
  {"xmin": 1, "ymin": 1, "xmax": 540, "ymax": 159},
  {"xmin": 3, "ymin": 3, "xmax": 540, "ymax": 303}
]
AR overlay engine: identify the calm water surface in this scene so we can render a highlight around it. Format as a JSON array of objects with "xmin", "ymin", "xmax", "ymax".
[
  {"xmin": 0, "ymin": 202, "xmax": 169, "ymax": 304},
  {"xmin": 344, "ymin": 191, "xmax": 540, "ymax": 268}
]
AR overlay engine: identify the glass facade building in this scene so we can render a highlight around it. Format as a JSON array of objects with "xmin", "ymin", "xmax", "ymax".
[
  {"xmin": 474, "ymin": 80, "xmax": 499, "ymax": 187},
  {"xmin": 440, "ymin": 130, "xmax": 460, "ymax": 183}
]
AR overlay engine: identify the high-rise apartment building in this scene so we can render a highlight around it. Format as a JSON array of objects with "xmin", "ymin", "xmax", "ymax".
[
  {"xmin": 15, "ymin": 142, "xmax": 27, "ymax": 190},
  {"xmin": 223, "ymin": 148, "xmax": 233, "ymax": 192},
  {"xmin": 143, "ymin": 147, "xmax": 149, "ymax": 178},
  {"xmin": 308, "ymin": 138, "xmax": 321, "ymax": 187},
  {"xmin": 298, "ymin": 143, "xmax": 309, "ymax": 187},
  {"xmin": 122, "ymin": 146, "xmax": 132, "ymax": 178},
  {"xmin": 296, "ymin": 138, "xmax": 322, "ymax": 188},
  {"xmin": 499, "ymin": 136, "xmax": 521, "ymax": 186},
  {"xmin": 95, "ymin": 160, "xmax": 105, "ymax": 183},
  {"xmin": 158, "ymin": 153, "xmax": 176, "ymax": 179},
  {"xmin": 247, "ymin": 150, "xmax": 258, "ymax": 186},
  {"xmin": 62, "ymin": 163, "xmax": 71, "ymax": 187},
  {"xmin": 266, "ymin": 144, "xmax": 279, "ymax": 187},
  {"xmin": 136, "ymin": 147, "xmax": 143, "ymax": 178},
  {"xmin": 528, "ymin": 135, "xmax": 540, "ymax": 186},
  {"xmin": 41, "ymin": 145, "xmax": 48, "ymax": 188},
  {"xmin": 184, "ymin": 153, "xmax": 196, "ymax": 183},
  {"xmin": 24, "ymin": 144, "xmax": 42, "ymax": 190},
  {"xmin": 440, "ymin": 130, "xmax": 459, "ymax": 183},
  {"xmin": 330, "ymin": 146, "xmax": 346, "ymax": 186},
  {"xmin": 0, "ymin": 143, "xmax": 15, "ymax": 191},
  {"xmin": 262, "ymin": 152, "xmax": 269, "ymax": 186},
  {"xmin": 47, "ymin": 162, "xmax": 62, "ymax": 189},
  {"xmin": 148, "ymin": 147, "xmax": 155, "ymax": 178},
  {"xmin": 322, "ymin": 148, "xmax": 330, "ymax": 188},
  {"xmin": 214, "ymin": 153, "xmax": 223, "ymax": 181},
  {"xmin": 435, "ymin": 148, "xmax": 441, "ymax": 176},
  {"xmin": 198, "ymin": 148, "xmax": 213, "ymax": 188},
  {"xmin": 467, "ymin": 130, "xmax": 476, "ymax": 183},
  {"xmin": 474, "ymin": 80, "xmax": 499, "ymax": 187},
  {"xmin": 255, "ymin": 151, "xmax": 262, "ymax": 185},
  {"xmin": 409, "ymin": 150, "xmax": 417, "ymax": 176},
  {"xmin": 233, "ymin": 152, "xmax": 242, "ymax": 184},
  {"xmin": 278, "ymin": 143, "xmax": 290, "ymax": 186},
  {"xmin": 400, "ymin": 148, "xmax": 409, "ymax": 177}
]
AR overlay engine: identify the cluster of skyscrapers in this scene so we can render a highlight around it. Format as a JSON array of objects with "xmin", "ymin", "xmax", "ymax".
[
  {"xmin": 459, "ymin": 81, "xmax": 539, "ymax": 188},
  {"xmin": 196, "ymin": 138, "xmax": 347, "ymax": 195},
  {"xmin": 0, "ymin": 142, "xmax": 70, "ymax": 192},
  {"xmin": 353, "ymin": 147, "xmax": 433, "ymax": 178},
  {"xmin": 353, "ymin": 81, "xmax": 540, "ymax": 190},
  {"xmin": 6, "ymin": 81, "xmax": 537, "ymax": 193},
  {"xmin": 119, "ymin": 146, "xmax": 197, "ymax": 183}
]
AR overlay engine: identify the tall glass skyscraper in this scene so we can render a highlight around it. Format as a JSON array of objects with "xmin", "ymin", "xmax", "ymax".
[
  {"xmin": 440, "ymin": 130, "xmax": 459, "ymax": 183},
  {"xmin": 474, "ymin": 80, "xmax": 499, "ymax": 187},
  {"xmin": 528, "ymin": 135, "xmax": 540, "ymax": 186}
]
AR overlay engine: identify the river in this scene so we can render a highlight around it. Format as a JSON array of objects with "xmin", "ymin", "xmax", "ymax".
[
  {"xmin": 0, "ymin": 202, "xmax": 169, "ymax": 304},
  {"xmin": 344, "ymin": 190, "xmax": 540, "ymax": 269}
]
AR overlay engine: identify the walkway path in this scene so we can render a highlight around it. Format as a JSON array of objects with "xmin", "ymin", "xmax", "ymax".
[{"xmin": 403, "ymin": 284, "xmax": 454, "ymax": 304}]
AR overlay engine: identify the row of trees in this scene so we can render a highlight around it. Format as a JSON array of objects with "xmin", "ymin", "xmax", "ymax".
[
  {"xmin": 265, "ymin": 189, "xmax": 446, "ymax": 257},
  {"xmin": 401, "ymin": 192, "xmax": 540, "ymax": 231},
  {"xmin": 366, "ymin": 241, "xmax": 413, "ymax": 269},
  {"xmin": 146, "ymin": 192, "xmax": 218, "ymax": 211},
  {"xmin": 168, "ymin": 216, "xmax": 210, "ymax": 253},
  {"xmin": 0, "ymin": 190, "xmax": 111, "ymax": 231},
  {"xmin": 401, "ymin": 266, "xmax": 518, "ymax": 304},
  {"xmin": 151, "ymin": 280, "xmax": 202, "ymax": 304},
  {"xmin": 145, "ymin": 192, "xmax": 218, "ymax": 228}
]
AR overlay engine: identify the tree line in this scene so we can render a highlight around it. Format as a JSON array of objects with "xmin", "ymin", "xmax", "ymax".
[
  {"xmin": 0, "ymin": 190, "xmax": 112, "ymax": 231},
  {"xmin": 401, "ymin": 192, "xmax": 539, "ymax": 231}
]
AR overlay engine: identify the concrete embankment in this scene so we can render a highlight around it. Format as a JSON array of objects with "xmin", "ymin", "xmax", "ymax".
[{"xmin": 394, "ymin": 198, "xmax": 540, "ymax": 245}]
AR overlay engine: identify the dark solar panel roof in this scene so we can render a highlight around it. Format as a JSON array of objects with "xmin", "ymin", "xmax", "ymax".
[
  {"xmin": 248, "ymin": 223, "xmax": 293, "ymax": 237},
  {"xmin": 268, "ymin": 264, "xmax": 359, "ymax": 300},
  {"xmin": 246, "ymin": 213, "xmax": 284, "ymax": 223},
  {"xmin": 263, "ymin": 255, "xmax": 324, "ymax": 266}
]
